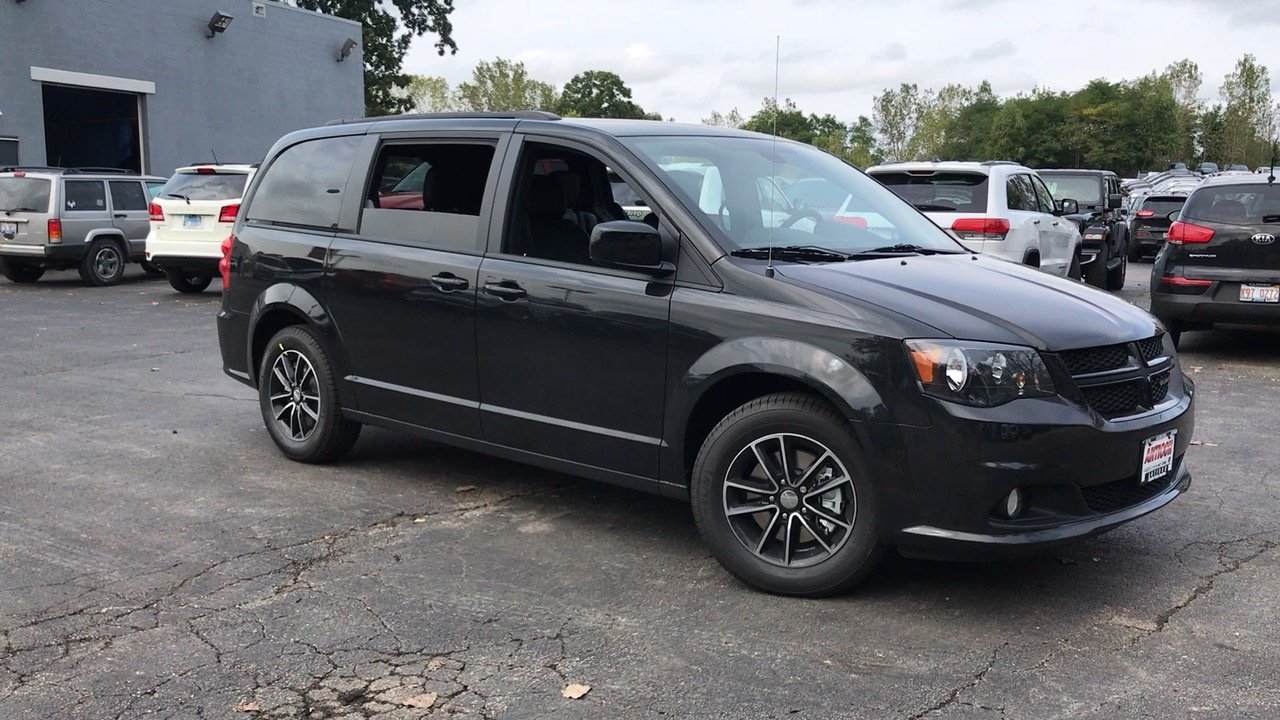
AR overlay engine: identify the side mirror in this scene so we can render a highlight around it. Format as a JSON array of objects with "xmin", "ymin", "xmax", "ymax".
[
  {"xmin": 1107, "ymin": 193, "xmax": 1123, "ymax": 210},
  {"xmin": 589, "ymin": 220, "xmax": 673, "ymax": 275},
  {"xmin": 1057, "ymin": 198, "xmax": 1079, "ymax": 215}
]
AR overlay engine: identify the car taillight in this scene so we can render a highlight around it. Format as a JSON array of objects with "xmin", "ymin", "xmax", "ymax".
[
  {"xmin": 1167, "ymin": 220, "xmax": 1214, "ymax": 244},
  {"xmin": 1136, "ymin": 209, "xmax": 1155, "ymax": 217},
  {"xmin": 47, "ymin": 218, "xmax": 62, "ymax": 243},
  {"xmin": 149, "ymin": 202, "xmax": 165, "ymax": 222},
  {"xmin": 218, "ymin": 203, "xmax": 240, "ymax": 224},
  {"xmin": 196, "ymin": 167, "xmax": 216, "ymax": 175},
  {"xmin": 219, "ymin": 234, "xmax": 233, "ymax": 290},
  {"xmin": 951, "ymin": 217, "xmax": 1010, "ymax": 241}
]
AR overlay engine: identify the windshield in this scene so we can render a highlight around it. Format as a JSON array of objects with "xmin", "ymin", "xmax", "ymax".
[
  {"xmin": 160, "ymin": 172, "xmax": 249, "ymax": 201},
  {"xmin": 871, "ymin": 171, "xmax": 988, "ymax": 213},
  {"xmin": 0, "ymin": 177, "xmax": 52, "ymax": 212},
  {"xmin": 1041, "ymin": 175, "xmax": 1102, "ymax": 204},
  {"xmin": 622, "ymin": 137, "xmax": 964, "ymax": 255}
]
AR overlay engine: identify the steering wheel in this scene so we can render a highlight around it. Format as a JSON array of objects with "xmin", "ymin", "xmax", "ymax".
[{"xmin": 780, "ymin": 208, "xmax": 825, "ymax": 229}]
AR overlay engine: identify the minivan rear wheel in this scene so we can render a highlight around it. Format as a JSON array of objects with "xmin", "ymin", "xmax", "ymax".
[
  {"xmin": 690, "ymin": 392, "xmax": 882, "ymax": 596},
  {"xmin": 0, "ymin": 259, "xmax": 45, "ymax": 284},
  {"xmin": 259, "ymin": 325, "xmax": 361, "ymax": 463},
  {"xmin": 166, "ymin": 269, "xmax": 213, "ymax": 294},
  {"xmin": 78, "ymin": 239, "xmax": 125, "ymax": 286}
]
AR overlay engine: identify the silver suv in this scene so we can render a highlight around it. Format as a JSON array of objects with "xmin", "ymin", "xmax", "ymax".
[{"xmin": 0, "ymin": 167, "xmax": 166, "ymax": 285}]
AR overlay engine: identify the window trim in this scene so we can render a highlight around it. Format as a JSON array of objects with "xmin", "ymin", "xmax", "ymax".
[
  {"xmin": 108, "ymin": 180, "xmax": 148, "ymax": 213},
  {"xmin": 1029, "ymin": 175, "xmax": 1057, "ymax": 215},
  {"xmin": 62, "ymin": 179, "xmax": 108, "ymax": 214}
]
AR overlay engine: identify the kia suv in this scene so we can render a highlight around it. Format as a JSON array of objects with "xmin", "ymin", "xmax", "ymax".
[
  {"xmin": 217, "ymin": 114, "xmax": 1193, "ymax": 596},
  {"xmin": 0, "ymin": 167, "xmax": 166, "ymax": 285},
  {"xmin": 867, "ymin": 161, "xmax": 1083, "ymax": 279},
  {"xmin": 1151, "ymin": 174, "xmax": 1280, "ymax": 344},
  {"xmin": 147, "ymin": 164, "xmax": 256, "ymax": 293}
]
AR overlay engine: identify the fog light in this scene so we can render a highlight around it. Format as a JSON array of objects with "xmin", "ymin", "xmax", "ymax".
[{"xmin": 1005, "ymin": 488, "xmax": 1024, "ymax": 518}]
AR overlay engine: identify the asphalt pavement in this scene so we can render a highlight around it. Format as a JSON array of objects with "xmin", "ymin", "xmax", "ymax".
[{"xmin": 1, "ymin": 263, "xmax": 1277, "ymax": 719}]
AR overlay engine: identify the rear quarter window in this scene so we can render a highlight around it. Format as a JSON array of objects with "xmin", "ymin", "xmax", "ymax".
[
  {"xmin": 871, "ymin": 172, "xmax": 988, "ymax": 213},
  {"xmin": 247, "ymin": 135, "xmax": 361, "ymax": 229},
  {"xmin": 1182, "ymin": 185, "xmax": 1280, "ymax": 225}
]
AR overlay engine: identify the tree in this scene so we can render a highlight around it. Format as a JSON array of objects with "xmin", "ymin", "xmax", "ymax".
[
  {"xmin": 294, "ymin": 0, "xmax": 457, "ymax": 116},
  {"xmin": 1162, "ymin": 59, "xmax": 1203, "ymax": 162},
  {"xmin": 742, "ymin": 98, "xmax": 823, "ymax": 143},
  {"xmin": 403, "ymin": 75, "xmax": 453, "ymax": 113},
  {"xmin": 872, "ymin": 84, "xmax": 926, "ymax": 161},
  {"xmin": 453, "ymin": 58, "xmax": 558, "ymax": 112},
  {"xmin": 556, "ymin": 71, "xmax": 656, "ymax": 119},
  {"xmin": 702, "ymin": 109, "xmax": 745, "ymax": 129},
  {"xmin": 1219, "ymin": 54, "xmax": 1276, "ymax": 164}
]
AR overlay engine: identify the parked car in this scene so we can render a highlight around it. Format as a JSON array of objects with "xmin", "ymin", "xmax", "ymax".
[
  {"xmin": 218, "ymin": 114, "xmax": 1193, "ymax": 596},
  {"xmin": 146, "ymin": 164, "xmax": 256, "ymax": 292},
  {"xmin": 1196, "ymin": 162, "xmax": 1220, "ymax": 176},
  {"xmin": 1151, "ymin": 174, "xmax": 1280, "ymax": 344},
  {"xmin": 0, "ymin": 167, "xmax": 166, "ymax": 285},
  {"xmin": 1038, "ymin": 169, "xmax": 1129, "ymax": 290},
  {"xmin": 1129, "ymin": 194, "xmax": 1189, "ymax": 260},
  {"xmin": 1257, "ymin": 166, "xmax": 1277, "ymax": 175},
  {"xmin": 867, "ymin": 161, "xmax": 1082, "ymax": 279}
]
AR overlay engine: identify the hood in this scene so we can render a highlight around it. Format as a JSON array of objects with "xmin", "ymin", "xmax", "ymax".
[{"xmin": 775, "ymin": 254, "xmax": 1160, "ymax": 351}]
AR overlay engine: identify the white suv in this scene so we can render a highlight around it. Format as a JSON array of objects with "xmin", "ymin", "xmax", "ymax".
[
  {"xmin": 146, "ymin": 164, "xmax": 255, "ymax": 292},
  {"xmin": 866, "ymin": 161, "xmax": 1082, "ymax": 278}
]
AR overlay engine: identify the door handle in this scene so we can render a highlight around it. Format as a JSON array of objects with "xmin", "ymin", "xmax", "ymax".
[
  {"xmin": 483, "ymin": 281, "xmax": 527, "ymax": 301},
  {"xmin": 429, "ymin": 273, "xmax": 469, "ymax": 292},
  {"xmin": 113, "ymin": 213, "xmax": 127, "ymax": 218},
  {"xmin": 1033, "ymin": 219, "xmax": 1042, "ymax": 225}
]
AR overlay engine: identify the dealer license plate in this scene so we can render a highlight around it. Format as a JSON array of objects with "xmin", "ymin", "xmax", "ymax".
[
  {"xmin": 1239, "ymin": 284, "xmax": 1279, "ymax": 303},
  {"xmin": 183, "ymin": 215, "xmax": 203, "ymax": 229},
  {"xmin": 0, "ymin": 222, "xmax": 15, "ymax": 235},
  {"xmin": 1140, "ymin": 430, "xmax": 1176, "ymax": 485}
]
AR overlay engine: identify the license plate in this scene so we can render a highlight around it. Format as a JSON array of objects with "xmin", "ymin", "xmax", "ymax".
[
  {"xmin": 0, "ymin": 222, "xmax": 15, "ymax": 235},
  {"xmin": 183, "ymin": 215, "xmax": 203, "ymax": 229},
  {"xmin": 1239, "ymin": 284, "xmax": 1280, "ymax": 303},
  {"xmin": 1140, "ymin": 430, "xmax": 1176, "ymax": 485}
]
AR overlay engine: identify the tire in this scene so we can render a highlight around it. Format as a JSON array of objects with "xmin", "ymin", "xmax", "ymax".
[
  {"xmin": 258, "ymin": 325, "xmax": 361, "ymax": 463},
  {"xmin": 165, "ymin": 269, "xmax": 213, "ymax": 294},
  {"xmin": 690, "ymin": 392, "xmax": 882, "ymax": 597},
  {"xmin": 0, "ymin": 259, "xmax": 45, "ymax": 283},
  {"xmin": 1106, "ymin": 249, "xmax": 1127, "ymax": 291},
  {"xmin": 1083, "ymin": 245, "xmax": 1108, "ymax": 288},
  {"xmin": 1067, "ymin": 253, "xmax": 1082, "ymax": 280},
  {"xmin": 78, "ymin": 239, "xmax": 126, "ymax": 286},
  {"xmin": 141, "ymin": 261, "xmax": 164, "ymax": 277}
]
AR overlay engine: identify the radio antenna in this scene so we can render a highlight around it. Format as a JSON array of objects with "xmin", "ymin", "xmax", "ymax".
[
  {"xmin": 765, "ymin": 34, "xmax": 780, "ymax": 279},
  {"xmin": 210, "ymin": 147, "xmax": 221, "ymax": 165}
]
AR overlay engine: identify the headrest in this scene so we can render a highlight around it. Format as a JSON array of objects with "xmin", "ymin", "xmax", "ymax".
[{"xmin": 528, "ymin": 174, "xmax": 567, "ymax": 220}]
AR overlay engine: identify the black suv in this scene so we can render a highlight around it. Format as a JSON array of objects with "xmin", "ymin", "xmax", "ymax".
[
  {"xmin": 218, "ymin": 113, "xmax": 1194, "ymax": 596},
  {"xmin": 1039, "ymin": 169, "xmax": 1129, "ymax": 290},
  {"xmin": 1151, "ymin": 174, "xmax": 1280, "ymax": 344}
]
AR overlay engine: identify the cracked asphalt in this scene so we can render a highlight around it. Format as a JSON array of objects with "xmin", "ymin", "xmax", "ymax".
[{"xmin": 1, "ymin": 263, "xmax": 1278, "ymax": 719}]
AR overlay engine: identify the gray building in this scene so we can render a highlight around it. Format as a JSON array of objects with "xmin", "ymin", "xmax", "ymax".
[{"xmin": 0, "ymin": 0, "xmax": 363, "ymax": 175}]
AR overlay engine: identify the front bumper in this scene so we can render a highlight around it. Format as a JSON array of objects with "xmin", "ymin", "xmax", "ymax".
[{"xmin": 883, "ymin": 382, "xmax": 1194, "ymax": 560}]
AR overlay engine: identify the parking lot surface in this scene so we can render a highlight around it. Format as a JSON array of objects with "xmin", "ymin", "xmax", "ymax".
[{"xmin": 1, "ymin": 266, "xmax": 1278, "ymax": 719}]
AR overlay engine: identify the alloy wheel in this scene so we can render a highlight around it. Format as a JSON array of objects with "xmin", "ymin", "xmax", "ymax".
[
  {"xmin": 722, "ymin": 432, "xmax": 857, "ymax": 568},
  {"xmin": 94, "ymin": 246, "xmax": 121, "ymax": 281},
  {"xmin": 267, "ymin": 350, "xmax": 321, "ymax": 442}
]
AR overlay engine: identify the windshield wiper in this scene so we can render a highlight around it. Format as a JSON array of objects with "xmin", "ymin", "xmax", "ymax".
[
  {"xmin": 730, "ymin": 245, "xmax": 851, "ymax": 262},
  {"xmin": 911, "ymin": 203, "xmax": 958, "ymax": 212},
  {"xmin": 850, "ymin": 243, "xmax": 966, "ymax": 256},
  {"xmin": 1, "ymin": 207, "xmax": 40, "ymax": 216},
  {"xmin": 165, "ymin": 193, "xmax": 191, "ymax": 204}
]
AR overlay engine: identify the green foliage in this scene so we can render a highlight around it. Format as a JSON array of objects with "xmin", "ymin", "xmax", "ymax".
[
  {"xmin": 556, "ymin": 71, "xmax": 654, "ymax": 119},
  {"xmin": 739, "ymin": 99, "xmax": 879, "ymax": 168},
  {"xmin": 404, "ymin": 75, "xmax": 453, "ymax": 112},
  {"xmin": 294, "ymin": 0, "xmax": 456, "ymax": 117},
  {"xmin": 453, "ymin": 58, "xmax": 558, "ymax": 112}
]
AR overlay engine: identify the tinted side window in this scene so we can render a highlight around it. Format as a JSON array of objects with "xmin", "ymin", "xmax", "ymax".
[
  {"xmin": 109, "ymin": 181, "xmax": 147, "ymax": 211},
  {"xmin": 1005, "ymin": 175, "xmax": 1037, "ymax": 212},
  {"xmin": 64, "ymin": 181, "xmax": 106, "ymax": 212},
  {"xmin": 247, "ymin": 135, "xmax": 360, "ymax": 229},
  {"xmin": 358, "ymin": 142, "xmax": 496, "ymax": 250},
  {"xmin": 1030, "ymin": 176, "xmax": 1056, "ymax": 214}
]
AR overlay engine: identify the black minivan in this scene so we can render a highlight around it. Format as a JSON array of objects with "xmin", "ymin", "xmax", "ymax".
[{"xmin": 217, "ymin": 113, "xmax": 1194, "ymax": 596}]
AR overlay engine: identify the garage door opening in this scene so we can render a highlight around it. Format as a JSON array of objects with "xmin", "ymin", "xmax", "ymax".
[{"xmin": 42, "ymin": 84, "xmax": 142, "ymax": 172}]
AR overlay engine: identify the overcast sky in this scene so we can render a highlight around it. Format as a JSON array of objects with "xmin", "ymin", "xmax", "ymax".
[{"xmin": 402, "ymin": 0, "xmax": 1280, "ymax": 124}]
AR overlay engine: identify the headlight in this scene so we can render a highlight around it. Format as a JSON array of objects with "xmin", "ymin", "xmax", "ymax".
[{"xmin": 905, "ymin": 340, "xmax": 1056, "ymax": 407}]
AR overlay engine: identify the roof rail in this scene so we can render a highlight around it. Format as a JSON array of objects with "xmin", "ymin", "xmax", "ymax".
[
  {"xmin": 69, "ymin": 167, "xmax": 138, "ymax": 175},
  {"xmin": 325, "ymin": 110, "xmax": 562, "ymax": 126},
  {"xmin": 1, "ymin": 166, "xmax": 68, "ymax": 173}
]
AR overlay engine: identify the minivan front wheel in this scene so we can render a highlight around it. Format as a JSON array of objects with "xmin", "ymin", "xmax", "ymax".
[
  {"xmin": 259, "ymin": 326, "xmax": 361, "ymax": 463},
  {"xmin": 79, "ymin": 239, "xmax": 125, "ymax": 286},
  {"xmin": 691, "ymin": 393, "xmax": 881, "ymax": 596}
]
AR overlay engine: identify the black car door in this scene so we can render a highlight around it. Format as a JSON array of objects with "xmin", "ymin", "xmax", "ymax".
[
  {"xmin": 473, "ymin": 135, "xmax": 674, "ymax": 482},
  {"xmin": 324, "ymin": 134, "xmax": 510, "ymax": 438}
]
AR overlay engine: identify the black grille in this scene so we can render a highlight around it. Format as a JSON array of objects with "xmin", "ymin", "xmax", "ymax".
[
  {"xmin": 1080, "ymin": 459, "xmax": 1179, "ymax": 514},
  {"xmin": 1136, "ymin": 335, "xmax": 1165, "ymax": 362},
  {"xmin": 1080, "ymin": 380, "xmax": 1147, "ymax": 418},
  {"xmin": 1060, "ymin": 344, "xmax": 1130, "ymax": 375},
  {"xmin": 1149, "ymin": 369, "xmax": 1171, "ymax": 404}
]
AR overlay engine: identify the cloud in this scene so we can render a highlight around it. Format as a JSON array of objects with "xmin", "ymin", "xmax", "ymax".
[
  {"xmin": 871, "ymin": 43, "xmax": 907, "ymax": 62},
  {"xmin": 967, "ymin": 40, "xmax": 1016, "ymax": 63}
]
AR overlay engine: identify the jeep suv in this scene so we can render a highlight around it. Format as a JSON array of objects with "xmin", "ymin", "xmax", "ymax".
[
  {"xmin": 218, "ymin": 114, "xmax": 1193, "ymax": 596},
  {"xmin": 1038, "ymin": 169, "xmax": 1129, "ymax": 290},
  {"xmin": 0, "ymin": 168, "xmax": 166, "ymax": 285},
  {"xmin": 867, "ymin": 161, "xmax": 1083, "ymax": 279},
  {"xmin": 147, "ymin": 163, "xmax": 256, "ymax": 293}
]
